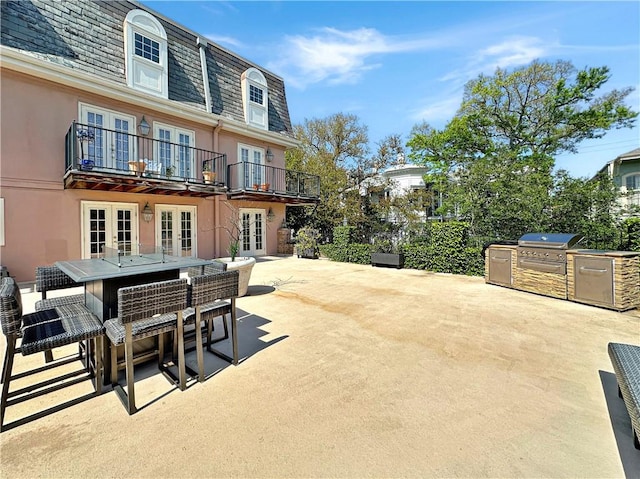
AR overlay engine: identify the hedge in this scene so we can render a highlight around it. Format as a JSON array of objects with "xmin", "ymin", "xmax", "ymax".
[{"xmin": 321, "ymin": 222, "xmax": 485, "ymax": 276}]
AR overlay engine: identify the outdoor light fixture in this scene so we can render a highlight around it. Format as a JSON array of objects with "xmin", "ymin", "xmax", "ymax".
[
  {"xmin": 142, "ymin": 202, "xmax": 153, "ymax": 223},
  {"xmin": 138, "ymin": 115, "xmax": 150, "ymax": 136},
  {"xmin": 267, "ymin": 207, "xmax": 275, "ymax": 222},
  {"xmin": 265, "ymin": 147, "xmax": 274, "ymax": 162}
]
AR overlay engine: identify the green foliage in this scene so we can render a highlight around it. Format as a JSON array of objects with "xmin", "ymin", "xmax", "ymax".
[
  {"xmin": 325, "ymin": 223, "xmax": 483, "ymax": 276},
  {"xmin": 296, "ymin": 226, "xmax": 320, "ymax": 258},
  {"xmin": 428, "ymin": 222, "xmax": 471, "ymax": 274},
  {"xmin": 621, "ymin": 218, "xmax": 640, "ymax": 251},
  {"xmin": 333, "ymin": 226, "xmax": 357, "ymax": 247},
  {"xmin": 319, "ymin": 226, "xmax": 372, "ymax": 264},
  {"xmin": 349, "ymin": 244, "xmax": 375, "ymax": 264},
  {"xmin": 407, "ymin": 59, "xmax": 637, "ymax": 242},
  {"xmin": 400, "ymin": 243, "xmax": 430, "ymax": 270}
]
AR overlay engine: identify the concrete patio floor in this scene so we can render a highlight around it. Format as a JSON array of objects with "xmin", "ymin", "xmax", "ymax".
[{"xmin": 1, "ymin": 255, "xmax": 639, "ymax": 478}]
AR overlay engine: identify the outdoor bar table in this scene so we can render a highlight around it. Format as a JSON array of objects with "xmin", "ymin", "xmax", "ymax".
[
  {"xmin": 56, "ymin": 252, "xmax": 210, "ymax": 321},
  {"xmin": 56, "ymin": 250, "xmax": 211, "ymax": 383}
]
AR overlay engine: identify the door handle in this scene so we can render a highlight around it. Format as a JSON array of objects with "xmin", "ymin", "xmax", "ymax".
[{"xmin": 578, "ymin": 266, "xmax": 607, "ymax": 275}]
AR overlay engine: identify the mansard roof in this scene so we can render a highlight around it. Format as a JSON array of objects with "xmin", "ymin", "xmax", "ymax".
[{"xmin": 1, "ymin": 0, "xmax": 292, "ymax": 134}]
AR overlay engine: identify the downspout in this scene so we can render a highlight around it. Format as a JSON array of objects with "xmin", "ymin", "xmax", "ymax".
[
  {"xmin": 197, "ymin": 37, "xmax": 212, "ymax": 113},
  {"xmin": 213, "ymin": 120, "xmax": 225, "ymax": 257},
  {"xmin": 197, "ymin": 35, "xmax": 219, "ymax": 257}
]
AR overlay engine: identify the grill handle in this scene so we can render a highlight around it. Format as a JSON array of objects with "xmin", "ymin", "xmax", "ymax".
[
  {"xmin": 518, "ymin": 258, "xmax": 565, "ymax": 274},
  {"xmin": 490, "ymin": 256, "xmax": 509, "ymax": 263},
  {"xmin": 578, "ymin": 266, "xmax": 608, "ymax": 275}
]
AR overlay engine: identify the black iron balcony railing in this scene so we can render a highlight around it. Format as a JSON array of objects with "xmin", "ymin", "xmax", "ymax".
[
  {"xmin": 65, "ymin": 122, "xmax": 227, "ymax": 185},
  {"xmin": 227, "ymin": 161, "xmax": 320, "ymax": 198}
]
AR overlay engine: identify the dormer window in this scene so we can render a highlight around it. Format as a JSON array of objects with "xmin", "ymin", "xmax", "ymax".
[
  {"xmin": 124, "ymin": 9, "xmax": 168, "ymax": 98},
  {"xmin": 241, "ymin": 68, "xmax": 268, "ymax": 130},
  {"xmin": 134, "ymin": 32, "xmax": 160, "ymax": 63}
]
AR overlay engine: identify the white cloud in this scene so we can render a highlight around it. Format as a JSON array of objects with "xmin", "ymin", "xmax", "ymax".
[
  {"xmin": 441, "ymin": 36, "xmax": 549, "ymax": 85},
  {"xmin": 268, "ymin": 27, "xmax": 445, "ymax": 89},
  {"xmin": 411, "ymin": 95, "xmax": 462, "ymax": 127},
  {"xmin": 205, "ymin": 34, "xmax": 243, "ymax": 49}
]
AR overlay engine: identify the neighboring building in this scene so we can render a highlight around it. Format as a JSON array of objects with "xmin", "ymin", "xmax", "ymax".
[
  {"xmin": 367, "ymin": 162, "xmax": 446, "ymax": 224},
  {"xmin": 0, "ymin": 0, "xmax": 319, "ymax": 281},
  {"xmin": 597, "ymin": 148, "xmax": 640, "ymax": 217}
]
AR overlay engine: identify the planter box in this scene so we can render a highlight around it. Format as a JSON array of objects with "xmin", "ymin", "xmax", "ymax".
[
  {"xmin": 371, "ymin": 252, "xmax": 404, "ymax": 269},
  {"xmin": 297, "ymin": 248, "xmax": 318, "ymax": 259}
]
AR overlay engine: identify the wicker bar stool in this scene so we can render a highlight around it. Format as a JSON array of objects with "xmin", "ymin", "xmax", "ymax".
[
  {"xmin": 0, "ymin": 277, "xmax": 104, "ymax": 432},
  {"xmin": 35, "ymin": 265, "xmax": 85, "ymax": 311},
  {"xmin": 35, "ymin": 265, "xmax": 87, "ymax": 365},
  {"xmin": 184, "ymin": 270, "xmax": 239, "ymax": 382},
  {"xmin": 104, "ymin": 278, "xmax": 188, "ymax": 415},
  {"xmin": 186, "ymin": 261, "xmax": 230, "ymax": 348}
]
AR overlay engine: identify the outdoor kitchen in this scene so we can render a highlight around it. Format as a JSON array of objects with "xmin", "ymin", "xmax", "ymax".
[{"xmin": 485, "ymin": 233, "xmax": 640, "ymax": 311}]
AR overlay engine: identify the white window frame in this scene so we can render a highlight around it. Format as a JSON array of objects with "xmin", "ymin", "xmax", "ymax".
[
  {"xmin": 78, "ymin": 103, "xmax": 137, "ymax": 171},
  {"xmin": 241, "ymin": 68, "xmax": 268, "ymax": 130},
  {"xmin": 238, "ymin": 143, "xmax": 266, "ymax": 188},
  {"xmin": 80, "ymin": 201, "xmax": 140, "ymax": 259},
  {"xmin": 239, "ymin": 208, "xmax": 266, "ymax": 256},
  {"xmin": 123, "ymin": 9, "xmax": 168, "ymax": 98},
  {"xmin": 153, "ymin": 122, "xmax": 196, "ymax": 178},
  {"xmin": 623, "ymin": 173, "xmax": 640, "ymax": 191},
  {"xmin": 154, "ymin": 204, "xmax": 197, "ymax": 258}
]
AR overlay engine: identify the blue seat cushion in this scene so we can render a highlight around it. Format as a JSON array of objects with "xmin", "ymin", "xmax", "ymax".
[{"xmin": 21, "ymin": 311, "xmax": 103, "ymax": 356}]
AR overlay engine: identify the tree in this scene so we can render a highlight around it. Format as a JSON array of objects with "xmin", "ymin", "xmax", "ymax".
[
  {"xmin": 408, "ymin": 59, "xmax": 638, "ymax": 240},
  {"xmin": 286, "ymin": 114, "xmax": 400, "ymax": 241}
]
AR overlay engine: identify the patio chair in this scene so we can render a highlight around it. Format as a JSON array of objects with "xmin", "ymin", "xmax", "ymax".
[
  {"xmin": 35, "ymin": 265, "xmax": 86, "ymax": 364},
  {"xmin": 183, "ymin": 270, "xmax": 239, "ymax": 381},
  {"xmin": 186, "ymin": 261, "xmax": 229, "ymax": 345},
  {"xmin": 104, "ymin": 278, "xmax": 188, "ymax": 415},
  {"xmin": 35, "ymin": 265, "xmax": 85, "ymax": 310},
  {"xmin": 0, "ymin": 277, "xmax": 104, "ymax": 432}
]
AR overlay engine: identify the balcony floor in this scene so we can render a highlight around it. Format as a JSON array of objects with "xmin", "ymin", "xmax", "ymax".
[{"xmin": 64, "ymin": 169, "xmax": 226, "ymax": 197}]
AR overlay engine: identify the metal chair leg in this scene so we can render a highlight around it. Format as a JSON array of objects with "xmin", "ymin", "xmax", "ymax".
[
  {"xmin": 176, "ymin": 312, "xmax": 186, "ymax": 391},
  {"xmin": 194, "ymin": 308, "xmax": 205, "ymax": 382},
  {"xmin": 0, "ymin": 337, "xmax": 17, "ymax": 431},
  {"xmin": 124, "ymin": 324, "xmax": 136, "ymax": 415}
]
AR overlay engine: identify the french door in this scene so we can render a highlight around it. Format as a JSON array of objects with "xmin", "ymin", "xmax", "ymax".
[
  {"xmin": 239, "ymin": 208, "xmax": 266, "ymax": 256},
  {"xmin": 239, "ymin": 145, "xmax": 265, "ymax": 188},
  {"xmin": 155, "ymin": 205, "xmax": 197, "ymax": 257},
  {"xmin": 154, "ymin": 123, "xmax": 195, "ymax": 178},
  {"xmin": 79, "ymin": 104, "xmax": 136, "ymax": 170},
  {"xmin": 81, "ymin": 201, "xmax": 139, "ymax": 259}
]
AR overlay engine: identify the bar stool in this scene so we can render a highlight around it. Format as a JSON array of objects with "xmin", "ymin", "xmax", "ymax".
[{"xmin": 104, "ymin": 278, "xmax": 188, "ymax": 415}]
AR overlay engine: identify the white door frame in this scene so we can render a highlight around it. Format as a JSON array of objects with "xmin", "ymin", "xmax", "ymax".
[
  {"xmin": 80, "ymin": 201, "xmax": 139, "ymax": 259},
  {"xmin": 239, "ymin": 208, "xmax": 266, "ymax": 256},
  {"xmin": 155, "ymin": 204, "xmax": 197, "ymax": 257}
]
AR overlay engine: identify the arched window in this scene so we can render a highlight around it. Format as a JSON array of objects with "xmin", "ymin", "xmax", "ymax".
[
  {"xmin": 123, "ymin": 9, "xmax": 168, "ymax": 98},
  {"xmin": 241, "ymin": 68, "xmax": 268, "ymax": 130}
]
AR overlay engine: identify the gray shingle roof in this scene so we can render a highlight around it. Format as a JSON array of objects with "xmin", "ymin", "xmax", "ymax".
[{"xmin": 1, "ymin": 0, "xmax": 292, "ymax": 133}]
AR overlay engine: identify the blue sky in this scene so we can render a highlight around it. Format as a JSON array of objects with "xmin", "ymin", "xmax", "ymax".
[{"xmin": 142, "ymin": 1, "xmax": 639, "ymax": 178}]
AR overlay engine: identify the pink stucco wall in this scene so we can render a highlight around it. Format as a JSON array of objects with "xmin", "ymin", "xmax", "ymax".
[{"xmin": 0, "ymin": 70, "xmax": 283, "ymax": 282}]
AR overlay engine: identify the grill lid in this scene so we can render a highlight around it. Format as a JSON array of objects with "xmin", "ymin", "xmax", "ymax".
[{"xmin": 518, "ymin": 233, "xmax": 583, "ymax": 249}]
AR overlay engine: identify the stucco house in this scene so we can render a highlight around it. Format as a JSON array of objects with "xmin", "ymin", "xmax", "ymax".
[
  {"xmin": 597, "ymin": 148, "xmax": 640, "ymax": 218},
  {"xmin": 366, "ymin": 162, "xmax": 447, "ymax": 224},
  {"xmin": 0, "ymin": 0, "xmax": 319, "ymax": 282}
]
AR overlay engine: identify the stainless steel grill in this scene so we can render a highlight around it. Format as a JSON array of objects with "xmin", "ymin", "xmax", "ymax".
[{"xmin": 517, "ymin": 233, "xmax": 583, "ymax": 274}]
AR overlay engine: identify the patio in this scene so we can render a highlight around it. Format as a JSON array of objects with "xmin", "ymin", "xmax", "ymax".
[{"xmin": 1, "ymin": 256, "xmax": 639, "ymax": 477}]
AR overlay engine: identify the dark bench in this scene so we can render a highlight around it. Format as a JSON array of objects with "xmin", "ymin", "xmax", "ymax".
[{"xmin": 608, "ymin": 342, "xmax": 640, "ymax": 449}]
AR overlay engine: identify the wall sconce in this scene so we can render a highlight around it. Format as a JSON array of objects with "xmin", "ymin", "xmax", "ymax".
[
  {"xmin": 141, "ymin": 202, "xmax": 153, "ymax": 223},
  {"xmin": 138, "ymin": 115, "xmax": 150, "ymax": 136},
  {"xmin": 267, "ymin": 207, "xmax": 275, "ymax": 222},
  {"xmin": 265, "ymin": 147, "xmax": 274, "ymax": 162}
]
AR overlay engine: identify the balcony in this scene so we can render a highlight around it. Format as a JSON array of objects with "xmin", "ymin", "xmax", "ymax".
[
  {"xmin": 64, "ymin": 122, "xmax": 227, "ymax": 197},
  {"xmin": 227, "ymin": 162, "xmax": 320, "ymax": 204}
]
